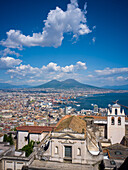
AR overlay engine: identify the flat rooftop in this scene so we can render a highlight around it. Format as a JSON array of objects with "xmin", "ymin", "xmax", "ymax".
[
  {"xmin": 28, "ymin": 160, "xmax": 95, "ymax": 170},
  {"xmin": 0, "ymin": 142, "xmax": 13, "ymax": 156}
]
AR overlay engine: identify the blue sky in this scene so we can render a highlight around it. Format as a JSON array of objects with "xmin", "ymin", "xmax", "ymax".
[{"xmin": 0, "ymin": 0, "xmax": 128, "ymax": 86}]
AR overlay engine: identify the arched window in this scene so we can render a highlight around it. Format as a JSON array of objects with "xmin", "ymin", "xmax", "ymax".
[
  {"xmin": 118, "ymin": 117, "xmax": 121, "ymax": 125},
  {"xmin": 115, "ymin": 109, "xmax": 117, "ymax": 115},
  {"xmin": 111, "ymin": 117, "xmax": 114, "ymax": 125},
  {"xmin": 55, "ymin": 146, "xmax": 58, "ymax": 154},
  {"xmin": 77, "ymin": 148, "xmax": 81, "ymax": 156}
]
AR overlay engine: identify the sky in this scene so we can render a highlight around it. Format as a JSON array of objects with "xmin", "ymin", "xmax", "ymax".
[{"xmin": 0, "ymin": 0, "xmax": 128, "ymax": 87}]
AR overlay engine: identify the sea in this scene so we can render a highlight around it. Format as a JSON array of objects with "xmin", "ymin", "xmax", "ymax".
[{"xmin": 61, "ymin": 93, "xmax": 128, "ymax": 115}]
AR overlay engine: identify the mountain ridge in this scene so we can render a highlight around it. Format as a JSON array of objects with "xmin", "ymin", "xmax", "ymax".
[
  {"xmin": 0, "ymin": 83, "xmax": 30, "ymax": 89},
  {"xmin": 102, "ymin": 84, "xmax": 128, "ymax": 90},
  {"xmin": 36, "ymin": 79, "xmax": 103, "ymax": 90}
]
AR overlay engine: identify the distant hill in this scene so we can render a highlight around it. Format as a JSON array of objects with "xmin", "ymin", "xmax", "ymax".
[
  {"xmin": 102, "ymin": 84, "xmax": 128, "ymax": 90},
  {"xmin": 0, "ymin": 83, "xmax": 30, "ymax": 89},
  {"xmin": 36, "ymin": 79, "xmax": 104, "ymax": 90},
  {"xmin": 37, "ymin": 80, "xmax": 62, "ymax": 88}
]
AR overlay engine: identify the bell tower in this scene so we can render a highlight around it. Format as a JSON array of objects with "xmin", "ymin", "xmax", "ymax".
[{"xmin": 107, "ymin": 103, "xmax": 125, "ymax": 144}]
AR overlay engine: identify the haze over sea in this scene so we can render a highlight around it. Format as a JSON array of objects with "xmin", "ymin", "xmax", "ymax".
[{"xmin": 64, "ymin": 93, "xmax": 128, "ymax": 115}]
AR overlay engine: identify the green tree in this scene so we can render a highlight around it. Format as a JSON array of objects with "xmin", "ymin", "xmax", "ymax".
[
  {"xmin": 3, "ymin": 134, "xmax": 14, "ymax": 145},
  {"xmin": 8, "ymin": 134, "xmax": 14, "ymax": 145},
  {"xmin": 14, "ymin": 127, "xmax": 17, "ymax": 131},
  {"xmin": 3, "ymin": 134, "xmax": 8, "ymax": 142},
  {"xmin": 22, "ymin": 140, "xmax": 35, "ymax": 157},
  {"xmin": 36, "ymin": 141, "xmax": 40, "ymax": 144}
]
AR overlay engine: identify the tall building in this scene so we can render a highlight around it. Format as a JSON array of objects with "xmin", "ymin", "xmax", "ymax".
[
  {"xmin": 107, "ymin": 103, "xmax": 125, "ymax": 144},
  {"xmin": 64, "ymin": 106, "xmax": 68, "ymax": 115}
]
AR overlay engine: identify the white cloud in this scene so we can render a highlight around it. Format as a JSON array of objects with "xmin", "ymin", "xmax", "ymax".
[
  {"xmin": 42, "ymin": 62, "xmax": 60, "ymax": 72},
  {"xmin": 116, "ymin": 76, "xmax": 124, "ymax": 80},
  {"xmin": 62, "ymin": 65, "xmax": 74, "ymax": 73},
  {"xmin": 76, "ymin": 61, "xmax": 87, "ymax": 70},
  {"xmin": 0, "ymin": 57, "xmax": 22, "ymax": 69},
  {"xmin": 95, "ymin": 67, "xmax": 128, "ymax": 76},
  {"xmin": 0, "ymin": 0, "xmax": 91, "ymax": 49},
  {"xmin": 8, "ymin": 64, "xmax": 41, "ymax": 77},
  {"xmin": 92, "ymin": 25, "xmax": 96, "ymax": 30},
  {"xmin": 27, "ymin": 79, "xmax": 36, "ymax": 83},
  {"xmin": 92, "ymin": 37, "xmax": 96, "ymax": 43},
  {"xmin": 0, "ymin": 48, "xmax": 20, "ymax": 57},
  {"xmin": 62, "ymin": 61, "xmax": 87, "ymax": 73},
  {"xmin": 87, "ymin": 74, "xmax": 94, "ymax": 78},
  {"xmin": 116, "ymin": 76, "xmax": 128, "ymax": 81},
  {"xmin": 52, "ymin": 72, "xmax": 79, "ymax": 81},
  {"xmin": 7, "ymin": 61, "xmax": 87, "ymax": 80},
  {"xmin": 86, "ymin": 67, "xmax": 128, "ymax": 86}
]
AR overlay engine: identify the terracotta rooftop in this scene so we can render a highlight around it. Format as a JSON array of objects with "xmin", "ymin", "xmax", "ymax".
[
  {"xmin": 80, "ymin": 115, "xmax": 107, "ymax": 120},
  {"xmin": 55, "ymin": 116, "xmax": 86, "ymax": 134},
  {"xmin": 16, "ymin": 126, "xmax": 55, "ymax": 134},
  {"xmin": 59, "ymin": 115, "xmax": 128, "ymax": 122},
  {"xmin": 58, "ymin": 115, "xmax": 107, "ymax": 123},
  {"xmin": 56, "ymin": 115, "xmax": 71, "ymax": 127}
]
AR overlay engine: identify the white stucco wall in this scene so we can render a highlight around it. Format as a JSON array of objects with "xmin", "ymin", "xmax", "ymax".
[
  {"xmin": 43, "ymin": 132, "xmax": 102, "ymax": 165},
  {"xmin": 30, "ymin": 134, "xmax": 40, "ymax": 142},
  {"xmin": 30, "ymin": 132, "xmax": 48, "ymax": 142},
  {"xmin": 0, "ymin": 136, "xmax": 3, "ymax": 142},
  {"xmin": 17, "ymin": 131, "xmax": 28, "ymax": 149},
  {"xmin": 107, "ymin": 116, "xmax": 125, "ymax": 144},
  {"xmin": 40, "ymin": 132, "xmax": 48, "ymax": 141},
  {"xmin": 107, "ymin": 106, "xmax": 125, "ymax": 144},
  {"xmin": 17, "ymin": 131, "xmax": 49, "ymax": 150},
  {"xmin": 4, "ymin": 160, "xmax": 15, "ymax": 170},
  {"xmin": 4, "ymin": 160, "xmax": 25, "ymax": 170},
  {"xmin": 49, "ymin": 138, "xmax": 87, "ymax": 164},
  {"xmin": 3, "ymin": 159, "xmax": 33, "ymax": 170}
]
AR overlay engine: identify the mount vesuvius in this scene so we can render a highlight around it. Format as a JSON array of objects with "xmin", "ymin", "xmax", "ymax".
[{"xmin": 35, "ymin": 79, "xmax": 103, "ymax": 90}]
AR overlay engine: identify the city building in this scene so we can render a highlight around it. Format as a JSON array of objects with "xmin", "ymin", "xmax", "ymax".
[
  {"xmin": 107, "ymin": 103, "xmax": 125, "ymax": 144},
  {"xmin": 0, "ymin": 142, "xmax": 34, "ymax": 170},
  {"xmin": 42, "ymin": 116, "xmax": 103, "ymax": 166},
  {"xmin": 16, "ymin": 126, "xmax": 54, "ymax": 149},
  {"xmin": 103, "ymin": 143, "xmax": 128, "ymax": 169}
]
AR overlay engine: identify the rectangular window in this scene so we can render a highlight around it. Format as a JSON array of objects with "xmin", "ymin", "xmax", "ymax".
[
  {"xmin": 6, "ymin": 161, "xmax": 13, "ymax": 163},
  {"xmin": 17, "ymin": 162, "xmax": 23, "ymax": 164},
  {"xmin": 65, "ymin": 146, "xmax": 72, "ymax": 158}
]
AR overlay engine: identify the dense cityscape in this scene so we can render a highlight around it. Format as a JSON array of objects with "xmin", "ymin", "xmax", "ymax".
[
  {"xmin": 0, "ymin": 86, "xmax": 128, "ymax": 133},
  {"xmin": 0, "ymin": 0, "xmax": 128, "ymax": 169},
  {"xmin": 0, "ymin": 87, "xmax": 111, "ymax": 133},
  {"xmin": 0, "ymin": 86, "xmax": 128, "ymax": 169}
]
